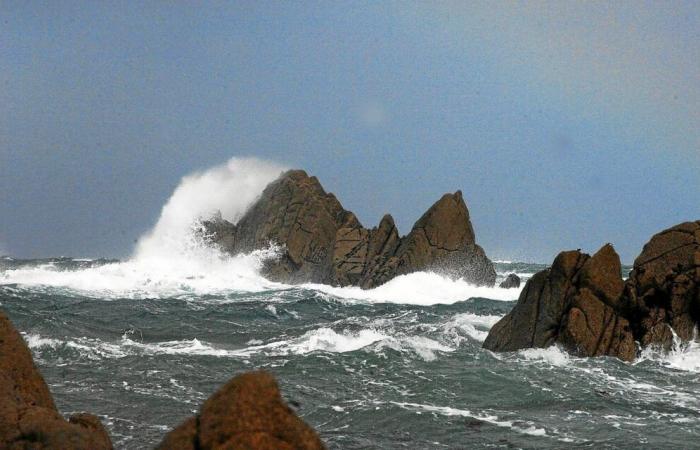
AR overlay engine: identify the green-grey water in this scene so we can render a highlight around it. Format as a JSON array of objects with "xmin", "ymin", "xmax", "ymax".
[{"xmin": 1, "ymin": 257, "xmax": 699, "ymax": 449}]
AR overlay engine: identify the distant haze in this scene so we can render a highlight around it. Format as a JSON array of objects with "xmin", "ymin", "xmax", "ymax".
[{"xmin": 1, "ymin": 2, "xmax": 698, "ymax": 263}]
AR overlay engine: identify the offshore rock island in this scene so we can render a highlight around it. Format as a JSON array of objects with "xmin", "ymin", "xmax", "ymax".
[
  {"xmin": 484, "ymin": 221, "xmax": 700, "ymax": 362},
  {"xmin": 203, "ymin": 169, "xmax": 497, "ymax": 288}
]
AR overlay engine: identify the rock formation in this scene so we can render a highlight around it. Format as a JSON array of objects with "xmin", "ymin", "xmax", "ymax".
[
  {"xmin": 622, "ymin": 220, "xmax": 700, "ymax": 350},
  {"xmin": 483, "ymin": 221, "xmax": 700, "ymax": 362},
  {"xmin": 157, "ymin": 371, "xmax": 325, "ymax": 450},
  {"xmin": 499, "ymin": 273, "xmax": 520, "ymax": 289},
  {"xmin": 0, "ymin": 311, "xmax": 113, "ymax": 449},
  {"xmin": 203, "ymin": 169, "xmax": 496, "ymax": 288}
]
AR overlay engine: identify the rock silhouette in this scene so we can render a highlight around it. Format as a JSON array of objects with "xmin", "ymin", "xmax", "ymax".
[
  {"xmin": 203, "ymin": 170, "xmax": 496, "ymax": 288},
  {"xmin": 484, "ymin": 221, "xmax": 700, "ymax": 361},
  {"xmin": 157, "ymin": 371, "xmax": 325, "ymax": 450},
  {"xmin": 0, "ymin": 311, "xmax": 113, "ymax": 449},
  {"xmin": 499, "ymin": 273, "xmax": 521, "ymax": 289}
]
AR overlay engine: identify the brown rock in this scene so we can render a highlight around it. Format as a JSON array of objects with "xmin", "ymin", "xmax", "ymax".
[
  {"xmin": 625, "ymin": 220, "xmax": 700, "ymax": 347},
  {"xmin": 157, "ymin": 371, "xmax": 325, "ymax": 450},
  {"xmin": 0, "ymin": 311, "xmax": 113, "ymax": 449},
  {"xmin": 204, "ymin": 170, "xmax": 496, "ymax": 288},
  {"xmin": 483, "ymin": 244, "xmax": 636, "ymax": 361},
  {"xmin": 484, "ymin": 220, "xmax": 700, "ymax": 362}
]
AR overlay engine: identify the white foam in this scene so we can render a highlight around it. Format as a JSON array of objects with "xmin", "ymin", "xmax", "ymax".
[
  {"xmin": 234, "ymin": 328, "xmax": 389, "ymax": 356},
  {"xmin": 638, "ymin": 330, "xmax": 700, "ymax": 372},
  {"xmin": 24, "ymin": 332, "xmax": 240, "ymax": 359},
  {"xmin": 121, "ymin": 337, "xmax": 236, "ymax": 357},
  {"xmin": 1, "ymin": 158, "xmax": 286, "ymax": 298},
  {"xmin": 304, "ymin": 271, "xmax": 521, "ymax": 305},
  {"xmin": 441, "ymin": 313, "xmax": 503, "ymax": 342},
  {"xmin": 0, "ymin": 156, "xmax": 523, "ymax": 306},
  {"xmin": 517, "ymin": 346, "xmax": 572, "ymax": 367},
  {"xmin": 390, "ymin": 402, "xmax": 551, "ymax": 438}
]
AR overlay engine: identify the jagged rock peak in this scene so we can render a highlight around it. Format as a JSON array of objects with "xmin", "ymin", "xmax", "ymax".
[{"xmin": 204, "ymin": 169, "xmax": 496, "ymax": 288}]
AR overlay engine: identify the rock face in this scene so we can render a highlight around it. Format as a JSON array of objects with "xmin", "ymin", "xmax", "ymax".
[
  {"xmin": 203, "ymin": 170, "xmax": 496, "ymax": 288},
  {"xmin": 0, "ymin": 311, "xmax": 113, "ymax": 449},
  {"xmin": 499, "ymin": 273, "xmax": 521, "ymax": 289},
  {"xmin": 158, "ymin": 371, "xmax": 324, "ymax": 450},
  {"xmin": 484, "ymin": 221, "xmax": 700, "ymax": 361},
  {"xmin": 623, "ymin": 221, "xmax": 700, "ymax": 350},
  {"xmin": 483, "ymin": 244, "xmax": 636, "ymax": 361}
]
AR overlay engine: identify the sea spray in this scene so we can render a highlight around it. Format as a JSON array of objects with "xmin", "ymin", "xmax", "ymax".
[
  {"xmin": 133, "ymin": 157, "xmax": 286, "ymax": 261},
  {"xmin": 0, "ymin": 156, "xmax": 525, "ymax": 304}
]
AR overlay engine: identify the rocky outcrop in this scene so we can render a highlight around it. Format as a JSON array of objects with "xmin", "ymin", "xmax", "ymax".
[
  {"xmin": 157, "ymin": 371, "xmax": 324, "ymax": 450},
  {"xmin": 622, "ymin": 220, "xmax": 700, "ymax": 350},
  {"xmin": 483, "ymin": 244, "xmax": 636, "ymax": 361},
  {"xmin": 0, "ymin": 311, "xmax": 113, "ymax": 449},
  {"xmin": 484, "ymin": 220, "xmax": 700, "ymax": 361},
  {"xmin": 499, "ymin": 273, "xmax": 520, "ymax": 289},
  {"xmin": 203, "ymin": 170, "xmax": 496, "ymax": 288}
]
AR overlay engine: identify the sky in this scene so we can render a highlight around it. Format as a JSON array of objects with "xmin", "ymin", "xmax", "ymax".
[{"xmin": 1, "ymin": 1, "xmax": 698, "ymax": 263}]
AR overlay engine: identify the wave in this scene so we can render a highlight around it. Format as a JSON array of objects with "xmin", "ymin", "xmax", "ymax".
[
  {"xmin": 304, "ymin": 272, "xmax": 521, "ymax": 305},
  {"xmin": 637, "ymin": 330, "xmax": 700, "ymax": 372},
  {"xmin": 0, "ymin": 157, "xmax": 523, "ymax": 305},
  {"xmin": 389, "ymin": 401, "xmax": 559, "ymax": 440}
]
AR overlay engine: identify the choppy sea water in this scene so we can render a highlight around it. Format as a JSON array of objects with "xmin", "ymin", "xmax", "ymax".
[{"xmin": 2, "ymin": 256, "xmax": 700, "ymax": 449}]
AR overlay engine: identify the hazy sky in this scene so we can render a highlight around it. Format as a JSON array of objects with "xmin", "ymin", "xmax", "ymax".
[{"xmin": 1, "ymin": 1, "xmax": 698, "ymax": 263}]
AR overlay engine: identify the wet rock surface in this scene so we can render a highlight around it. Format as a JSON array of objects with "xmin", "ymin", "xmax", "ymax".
[
  {"xmin": 203, "ymin": 170, "xmax": 496, "ymax": 288},
  {"xmin": 484, "ymin": 221, "xmax": 700, "ymax": 361},
  {"xmin": 157, "ymin": 371, "xmax": 325, "ymax": 450}
]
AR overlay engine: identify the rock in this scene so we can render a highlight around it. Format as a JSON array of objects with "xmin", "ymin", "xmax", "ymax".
[
  {"xmin": 484, "ymin": 220, "xmax": 700, "ymax": 362},
  {"xmin": 623, "ymin": 220, "xmax": 700, "ymax": 349},
  {"xmin": 203, "ymin": 170, "xmax": 496, "ymax": 288},
  {"xmin": 0, "ymin": 311, "xmax": 113, "ymax": 449},
  {"xmin": 499, "ymin": 273, "xmax": 520, "ymax": 289},
  {"xmin": 483, "ymin": 244, "xmax": 636, "ymax": 361},
  {"xmin": 157, "ymin": 371, "xmax": 325, "ymax": 450}
]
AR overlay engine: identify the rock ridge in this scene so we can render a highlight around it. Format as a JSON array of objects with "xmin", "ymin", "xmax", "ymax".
[{"xmin": 203, "ymin": 169, "xmax": 496, "ymax": 288}]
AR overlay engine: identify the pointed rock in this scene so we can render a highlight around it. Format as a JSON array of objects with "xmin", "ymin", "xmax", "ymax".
[
  {"xmin": 483, "ymin": 245, "xmax": 635, "ymax": 361},
  {"xmin": 204, "ymin": 171, "xmax": 495, "ymax": 288}
]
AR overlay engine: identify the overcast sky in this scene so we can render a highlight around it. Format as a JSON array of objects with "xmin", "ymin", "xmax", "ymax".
[{"xmin": 1, "ymin": 1, "xmax": 698, "ymax": 263}]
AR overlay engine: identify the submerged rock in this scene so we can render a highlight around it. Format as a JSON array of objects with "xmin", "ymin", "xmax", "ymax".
[
  {"xmin": 203, "ymin": 169, "xmax": 496, "ymax": 288},
  {"xmin": 158, "ymin": 371, "xmax": 325, "ymax": 450},
  {"xmin": 0, "ymin": 311, "xmax": 113, "ymax": 449},
  {"xmin": 499, "ymin": 273, "xmax": 521, "ymax": 289},
  {"xmin": 484, "ymin": 220, "xmax": 700, "ymax": 361}
]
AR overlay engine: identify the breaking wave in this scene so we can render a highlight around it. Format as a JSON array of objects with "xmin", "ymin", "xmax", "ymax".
[{"xmin": 0, "ymin": 157, "xmax": 523, "ymax": 305}]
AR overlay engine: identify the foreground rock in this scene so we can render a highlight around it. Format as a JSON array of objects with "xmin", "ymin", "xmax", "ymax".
[
  {"xmin": 0, "ymin": 311, "xmax": 113, "ymax": 449},
  {"xmin": 203, "ymin": 170, "xmax": 496, "ymax": 288},
  {"xmin": 499, "ymin": 273, "xmax": 521, "ymax": 289},
  {"xmin": 484, "ymin": 221, "xmax": 700, "ymax": 361},
  {"xmin": 158, "ymin": 371, "xmax": 325, "ymax": 450}
]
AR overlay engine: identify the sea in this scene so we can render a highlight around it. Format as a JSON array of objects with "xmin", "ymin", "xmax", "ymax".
[{"xmin": 1, "ymin": 158, "xmax": 699, "ymax": 449}]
